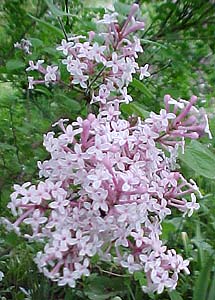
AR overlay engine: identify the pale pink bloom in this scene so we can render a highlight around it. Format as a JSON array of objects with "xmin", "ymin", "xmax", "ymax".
[
  {"xmin": 122, "ymin": 57, "xmax": 138, "ymax": 84},
  {"xmin": 168, "ymin": 98, "xmax": 185, "ymax": 109},
  {"xmin": 67, "ymin": 144, "xmax": 86, "ymax": 168},
  {"xmin": 66, "ymin": 58, "xmax": 87, "ymax": 75},
  {"xmin": 114, "ymin": 152, "xmax": 131, "ymax": 171},
  {"xmin": 53, "ymin": 229, "xmax": 74, "ymax": 251},
  {"xmin": 26, "ymin": 60, "xmax": 44, "ymax": 72},
  {"xmin": 90, "ymin": 42, "xmax": 106, "ymax": 63},
  {"xmin": 87, "ymin": 135, "xmax": 110, "ymax": 160},
  {"xmin": 120, "ymin": 171, "xmax": 140, "ymax": 192},
  {"xmin": 139, "ymin": 64, "xmax": 150, "ymax": 80},
  {"xmin": 131, "ymin": 228, "xmax": 145, "ymax": 247},
  {"xmin": 106, "ymin": 52, "xmax": 120, "ymax": 74},
  {"xmin": 120, "ymin": 87, "xmax": 133, "ymax": 104},
  {"xmin": 69, "ymin": 230, "xmax": 90, "ymax": 247},
  {"xmin": 28, "ymin": 76, "xmax": 34, "ymax": 89},
  {"xmin": 147, "ymin": 109, "xmax": 176, "ymax": 130},
  {"xmin": 114, "ymin": 226, "xmax": 130, "ymax": 247},
  {"xmin": 87, "ymin": 166, "xmax": 112, "ymax": 189},
  {"xmin": 72, "ymin": 74, "xmax": 88, "ymax": 89},
  {"xmin": 133, "ymin": 36, "xmax": 143, "ymax": 53},
  {"xmin": 34, "ymin": 182, "xmax": 51, "ymax": 201},
  {"xmin": 74, "ymin": 259, "xmax": 90, "ymax": 279},
  {"xmin": 56, "ymin": 39, "xmax": 74, "ymax": 55},
  {"xmin": 92, "ymin": 189, "xmax": 108, "ymax": 212},
  {"xmin": 58, "ymin": 268, "xmax": 76, "ymax": 287},
  {"xmin": 77, "ymin": 41, "xmax": 91, "ymax": 58},
  {"xmin": 26, "ymin": 61, "xmax": 36, "ymax": 71},
  {"xmin": 97, "ymin": 12, "xmax": 118, "ymax": 24},
  {"xmin": 115, "ymin": 203, "xmax": 137, "ymax": 222},
  {"xmin": 14, "ymin": 38, "xmax": 32, "ymax": 54},
  {"xmin": 44, "ymin": 66, "xmax": 58, "ymax": 82},
  {"xmin": 92, "ymin": 86, "xmax": 110, "ymax": 104},
  {"xmin": 184, "ymin": 193, "xmax": 200, "ymax": 217},
  {"xmin": 151, "ymin": 270, "xmax": 173, "ymax": 294},
  {"xmin": 99, "ymin": 104, "xmax": 121, "ymax": 121},
  {"xmin": 120, "ymin": 254, "xmax": 141, "ymax": 273},
  {"xmin": 24, "ymin": 209, "xmax": 47, "ymax": 227},
  {"xmin": 139, "ymin": 252, "xmax": 160, "ymax": 272},
  {"xmin": 59, "ymin": 124, "xmax": 74, "ymax": 143},
  {"xmin": 49, "ymin": 197, "xmax": 69, "ymax": 214}
]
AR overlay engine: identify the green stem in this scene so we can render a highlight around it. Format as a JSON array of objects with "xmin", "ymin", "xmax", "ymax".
[
  {"xmin": 57, "ymin": 17, "xmax": 68, "ymax": 42},
  {"xmin": 86, "ymin": 65, "xmax": 106, "ymax": 94}
]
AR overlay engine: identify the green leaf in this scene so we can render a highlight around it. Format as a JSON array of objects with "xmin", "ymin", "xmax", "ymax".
[
  {"xmin": 90, "ymin": 253, "xmax": 100, "ymax": 264},
  {"xmin": 193, "ymin": 223, "xmax": 204, "ymax": 266},
  {"xmin": 0, "ymin": 142, "xmax": 16, "ymax": 151},
  {"xmin": 45, "ymin": 0, "xmax": 73, "ymax": 17},
  {"xmin": 64, "ymin": 289, "xmax": 75, "ymax": 300},
  {"xmin": 5, "ymin": 232, "xmax": 22, "ymax": 247},
  {"xmin": 179, "ymin": 140, "xmax": 215, "ymax": 179},
  {"xmin": 192, "ymin": 223, "xmax": 213, "ymax": 267},
  {"xmin": 29, "ymin": 38, "xmax": 43, "ymax": 48},
  {"xmin": 34, "ymin": 87, "xmax": 53, "ymax": 97},
  {"xmin": 29, "ymin": 14, "xmax": 63, "ymax": 37},
  {"xmin": 114, "ymin": 2, "xmax": 131, "ymax": 15},
  {"xmin": 6, "ymin": 59, "xmax": 25, "ymax": 72},
  {"xmin": 130, "ymin": 102, "xmax": 150, "ymax": 119},
  {"xmin": 208, "ymin": 271, "xmax": 215, "ymax": 300},
  {"xmin": 131, "ymin": 78, "xmax": 154, "ymax": 101},
  {"xmin": 168, "ymin": 290, "xmax": 183, "ymax": 300},
  {"xmin": 141, "ymin": 38, "xmax": 167, "ymax": 49},
  {"xmin": 134, "ymin": 271, "xmax": 147, "ymax": 286},
  {"xmin": 84, "ymin": 276, "xmax": 124, "ymax": 300},
  {"xmin": 121, "ymin": 102, "xmax": 150, "ymax": 119},
  {"xmin": 58, "ymin": 94, "xmax": 82, "ymax": 112},
  {"xmin": 161, "ymin": 221, "xmax": 176, "ymax": 240},
  {"xmin": 193, "ymin": 256, "xmax": 213, "ymax": 300}
]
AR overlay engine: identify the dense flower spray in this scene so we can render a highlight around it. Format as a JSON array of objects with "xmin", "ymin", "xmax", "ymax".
[{"xmin": 6, "ymin": 4, "xmax": 212, "ymax": 294}]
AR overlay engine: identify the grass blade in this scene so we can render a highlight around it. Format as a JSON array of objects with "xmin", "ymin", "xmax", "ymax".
[{"xmin": 193, "ymin": 256, "xmax": 212, "ymax": 300}]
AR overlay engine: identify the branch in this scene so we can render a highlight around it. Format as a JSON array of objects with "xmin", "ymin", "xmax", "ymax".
[
  {"xmin": 57, "ymin": 16, "xmax": 68, "ymax": 42},
  {"xmin": 86, "ymin": 65, "xmax": 106, "ymax": 94}
]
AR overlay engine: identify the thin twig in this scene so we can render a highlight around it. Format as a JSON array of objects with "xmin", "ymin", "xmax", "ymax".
[
  {"xmin": 57, "ymin": 17, "xmax": 68, "ymax": 42},
  {"xmin": 97, "ymin": 266, "xmax": 129, "ymax": 278},
  {"xmin": 150, "ymin": 60, "xmax": 172, "ymax": 76},
  {"xmin": 65, "ymin": 0, "xmax": 69, "ymax": 26},
  {"xmin": 86, "ymin": 65, "xmax": 106, "ymax": 94}
]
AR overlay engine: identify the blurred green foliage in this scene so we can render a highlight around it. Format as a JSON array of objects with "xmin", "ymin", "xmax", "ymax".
[{"xmin": 0, "ymin": 0, "xmax": 215, "ymax": 299}]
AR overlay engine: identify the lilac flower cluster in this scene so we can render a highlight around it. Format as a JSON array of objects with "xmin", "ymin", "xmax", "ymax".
[
  {"xmin": 14, "ymin": 39, "xmax": 32, "ymax": 55},
  {"xmin": 5, "ymin": 4, "xmax": 211, "ymax": 294},
  {"xmin": 26, "ymin": 4, "xmax": 149, "ymax": 102}
]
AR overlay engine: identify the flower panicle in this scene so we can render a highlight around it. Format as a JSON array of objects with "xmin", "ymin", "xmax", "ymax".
[{"xmin": 6, "ymin": 4, "xmax": 212, "ymax": 295}]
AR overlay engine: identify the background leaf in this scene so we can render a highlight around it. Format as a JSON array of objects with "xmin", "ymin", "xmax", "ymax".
[
  {"xmin": 168, "ymin": 290, "xmax": 183, "ymax": 300},
  {"xmin": 193, "ymin": 256, "xmax": 213, "ymax": 300},
  {"xmin": 179, "ymin": 141, "xmax": 215, "ymax": 179}
]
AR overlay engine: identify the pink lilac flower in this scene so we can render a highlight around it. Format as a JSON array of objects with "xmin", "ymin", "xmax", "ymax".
[
  {"xmin": 97, "ymin": 12, "xmax": 119, "ymax": 24},
  {"xmin": 28, "ymin": 76, "xmax": 34, "ymax": 89},
  {"xmin": 56, "ymin": 39, "xmax": 74, "ymax": 55},
  {"xmin": 45, "ymin": 66, "xmax": 59, "ymax": 83},
  {"xmin": 140, "ymin": 64, "xmax": 150, "ymax": 80},
  {"xmin": 14, "ymin": 38, "xmax": 32, "ymax": 54}
]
